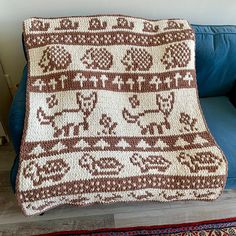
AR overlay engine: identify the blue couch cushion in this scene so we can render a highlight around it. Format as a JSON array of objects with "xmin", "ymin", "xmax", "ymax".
[
  {"xmin": 200, "ymin": 96, "xmax": 236, "ymax": 188},
  {"xmin": 8, "ymin": 66, "xmax": 27, "ymax": 155},
  {"xmin": 193, "ymin": 25, "xmax": 236, "ymax": 97},
  {"xmin": 8, "ymin": 66, "xmax": 27, "ymax": 192}
]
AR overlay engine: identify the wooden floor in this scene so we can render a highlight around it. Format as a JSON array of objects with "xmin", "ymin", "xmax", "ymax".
[{"xmin": 1, "ymin": 143, "xmax": 236, "ymax": 235}]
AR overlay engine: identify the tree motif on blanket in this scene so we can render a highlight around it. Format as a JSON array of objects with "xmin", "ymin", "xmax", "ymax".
[{"xmin": 36, "ymin": 92, "xmax": 97, "ymax": 137}]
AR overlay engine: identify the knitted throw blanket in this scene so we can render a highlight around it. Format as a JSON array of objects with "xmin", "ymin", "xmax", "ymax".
[{"xmin": 18, "ymin": 15, "xmax": 227, "ymax": 216}]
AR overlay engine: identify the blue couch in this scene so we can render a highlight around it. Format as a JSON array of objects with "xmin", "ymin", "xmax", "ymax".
[{"xmin": 9, "ymin": 25, "xmax": 236, "ymax": 191}]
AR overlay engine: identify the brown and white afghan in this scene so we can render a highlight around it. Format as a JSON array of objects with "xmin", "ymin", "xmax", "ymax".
[{"xmin": 17, "ymin": 15, "xmax": 227, "ymax": 216}]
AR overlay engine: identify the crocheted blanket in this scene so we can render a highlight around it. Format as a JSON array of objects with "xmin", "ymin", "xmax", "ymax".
[{"xmin": 17, "ymin": 15, "xmax": 227, "ymax": 216}]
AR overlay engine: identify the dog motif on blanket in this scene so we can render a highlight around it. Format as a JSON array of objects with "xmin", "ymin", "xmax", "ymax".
[
  {"xmin": 37, "ymin": 91, "xmax": 97, "ymax": 137},
  {"xmin": 123, "ymin": 92, "xmax": 174, "ymax": 135}
]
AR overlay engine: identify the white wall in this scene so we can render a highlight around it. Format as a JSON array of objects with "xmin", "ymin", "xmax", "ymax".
[{"xmin": 1, "ymin": 0, "xmax": 236, "ymax": 90}]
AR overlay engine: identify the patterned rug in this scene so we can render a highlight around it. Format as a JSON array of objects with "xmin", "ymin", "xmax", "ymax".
[{"xmin": 35, "ymin": 217, "xmax": 236, "ymax": 236}]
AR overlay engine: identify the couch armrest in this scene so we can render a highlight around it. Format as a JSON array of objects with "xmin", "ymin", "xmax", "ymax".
[{"xmin": 8, "ymin": 66, "xmax": 27, "ymax": 155}]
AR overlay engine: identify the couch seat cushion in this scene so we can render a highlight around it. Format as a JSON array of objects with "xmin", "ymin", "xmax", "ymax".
[{"xmin": 200, "ymin": 96, "xmax": 236, "ymax": 188}]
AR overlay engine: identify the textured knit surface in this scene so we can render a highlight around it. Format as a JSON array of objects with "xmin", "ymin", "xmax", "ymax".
[{"xmin": 17, "ymin": 15, "xmax": 227, "ymax": 216}]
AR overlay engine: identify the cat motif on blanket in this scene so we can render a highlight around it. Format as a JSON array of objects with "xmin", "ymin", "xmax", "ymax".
[
  {"xmin": 122, "ymin": 92, "xmax": 174, "ymax": 134},
  {"xmin": 36, "ymin": 91, "xmax": 97, "ymax": 137}
]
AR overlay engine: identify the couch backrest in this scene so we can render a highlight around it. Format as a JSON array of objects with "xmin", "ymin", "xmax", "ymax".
[{"xmin": 192, "ymin": 25, "xmax": 236, "ymax": 97}]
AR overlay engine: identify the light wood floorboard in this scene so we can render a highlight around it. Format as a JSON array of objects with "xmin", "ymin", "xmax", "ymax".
[{"xmin": 0, "ymin": 215, "xmax": 114, "ymax": 236}]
